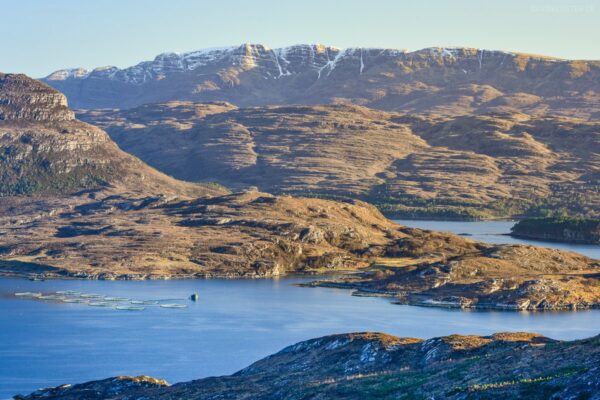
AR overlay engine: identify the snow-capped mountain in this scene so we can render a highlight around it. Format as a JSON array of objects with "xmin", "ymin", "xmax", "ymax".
[
  {"xmin": 42, "ymin": 43, "xmax": 600, "ymax": 118},
  {"xmin": 45, "ymin": 44, "xmax": 404, "ymax": 84}
]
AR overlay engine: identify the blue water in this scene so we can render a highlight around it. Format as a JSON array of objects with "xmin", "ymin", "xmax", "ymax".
[
  {"xmin": 1, "ymin": 220, "xmax": 599, "ymax": 398},
  {"xmin": 394, "ymin": 219, "xmax": 600, "ymax": 259}
]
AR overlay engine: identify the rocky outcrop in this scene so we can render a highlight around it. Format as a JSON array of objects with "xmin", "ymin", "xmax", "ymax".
[
  {"xmin": 43, "ymin": 44, "xmax": 600, "ymax": 119},
  {"xmin": 308, "ymin": 243, "xmax": 600, "ymax": 311},
  {"xmin": 15, "ymin": 332, "xmax": 600, "ymax": 400},
  {"xmin": 1, "ymin": 73, "xmax": 74, "ymax": 121}
]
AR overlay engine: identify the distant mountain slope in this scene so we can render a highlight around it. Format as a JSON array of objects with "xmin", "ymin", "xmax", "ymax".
[
  {"xmin": 17, "ymin": 332, "xmax": 600, "ymax": 400},
  {"xmin": 42, "ymin": 44, "xmax": 600, "ymax": 118},
  {"xmin": 0, "ymin": 73, "xmax": 223, "ymax": 198},
  {"xmin": 81, "ymin": 102, "xmax": 600, "ymax": 219}
]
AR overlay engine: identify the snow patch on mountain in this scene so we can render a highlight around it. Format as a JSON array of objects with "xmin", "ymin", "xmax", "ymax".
[{"xmin": 45, "ymin": 44, "xmax": 552, "ymax": 85}]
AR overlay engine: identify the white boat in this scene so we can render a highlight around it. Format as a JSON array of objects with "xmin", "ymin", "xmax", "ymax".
[
  {"xmin": 104, "ymin": 297, "xmax": 130, "ymax": 302},
  {"xmin": 80, "ymin": 293, "xmax": 102, "ymax": 298},
  {"xmin": 88, "ymin": 302, "xmax": 111, "ymax": 307},
  {"xmin": 131, "ymin": 300, "xmax": 159, "ymax": 305},
  {"xmin": 114, "ymin": 305, "xmax": 145, "ymax": 311},
  {"xmin": 62, "ymin": 298, "xmax": 86, "ymax": 303},
  {"xmin": 14, "ymin": 292, "xmax": 42, "ymax": 297},
  {"xmin": 160, "ymin": 303, "xmax": 187, "ymax": 309},
  {"xmin": 38, "ymin": 295, "xmax": 63, "ymax": 300}
]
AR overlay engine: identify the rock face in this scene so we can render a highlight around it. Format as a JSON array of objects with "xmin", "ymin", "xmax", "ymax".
[
  {"xmin": 0, "ymin": 72, "xmax": 223, "ymax": 198},
  {"xmin": 81, "ymin": 102, "xmax": 600, "ymax": 219},
  {"xmin": 43, "ymin": 44, "xmax": 600, "ymax": 119},
  {"xmin": 1, "ymin": 73, "xmax": 74, "ymax": 121},
  {"xmin": 15, "ymin": 332, "xmax": 600, "ymax": 400}
]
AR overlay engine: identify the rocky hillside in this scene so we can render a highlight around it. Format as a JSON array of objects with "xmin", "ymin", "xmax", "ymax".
[
  {"xmin": 81, "ymin": 102, "xmax": 600, "ymax": 219},
  {"xmin": 5, "ymin": 71, "xmax": 597, "ymax": 311},
  {"xmin": 0, "ymin": 73, "xmax": 223, "ymax": 198},
  {"xmin": 0, "ymin": 191, "xmax": 404, "ymax": 279},
  {"xmin": 16, "ymin": 332, "xmax": 600, "ymax": 400},
  {"xmin": 43, "ymin": 44, "xmax": 600, "ymax": 119},
  {"xmin": 2, "ymin": 190, "xmax": 598, "ymax": 310},
  {"xmin": 0, "ymin": 75, "xmax": 600, "ymax": 309}
]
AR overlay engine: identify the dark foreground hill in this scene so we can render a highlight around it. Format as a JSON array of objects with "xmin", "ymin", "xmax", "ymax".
[
  {"xmin": 16, "ymin": 331, "xmax": 600, "ymax": 400},
  {"xmin": 81, "ymin": 102, "xmax": 600, "ymax": 219},
  {"xmin": 43, "ymin": 44, "xmax": 600, "ymax": 120}
]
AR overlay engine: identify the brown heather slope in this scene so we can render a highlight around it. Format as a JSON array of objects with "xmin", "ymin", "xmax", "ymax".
[
  {"xmin": 0, "ymin": 191, "xmax": 402, "ymax": 279},
  {"xmin": 16, "ymin": 332, "xmax": 600, "ymax": 400},
  {"xmin": 43, "ymin": 44, "xmax": 600, "ymax": 119},
  {"xmin": 81, "ymin": 102, "xmax": 600, "ymax": 219}
]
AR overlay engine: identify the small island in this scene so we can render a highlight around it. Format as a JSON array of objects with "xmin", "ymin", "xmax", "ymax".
[{"xmin": 511, "ymin": 217, "xmax": 600, "ymax": 245}]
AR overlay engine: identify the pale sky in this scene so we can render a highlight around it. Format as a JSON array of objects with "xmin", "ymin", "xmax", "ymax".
[{"xmin": 1, "ymin": 0, "xmax": 599, "ymax": 77}]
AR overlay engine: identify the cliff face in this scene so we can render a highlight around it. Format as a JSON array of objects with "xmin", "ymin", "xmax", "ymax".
[
  {"xmin": 15, "ymin": 332, "xmax": 600, "ymax": 400},
  {"xmin": 0, "ymin": 73, "xmax": 74, "ymax": 121},
  {"xmin": 43, "ymin": 44, "xmax": 600, "ymax": 119}
]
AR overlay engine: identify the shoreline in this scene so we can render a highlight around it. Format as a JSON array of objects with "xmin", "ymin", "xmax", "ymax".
[
  {"xmin": 385, "ymin": 214, "xmax": 518, "ymax": 222},
  {"xmin": 510, "ymin": 232, "xmax": 600, "ymax": 245},
  {"xmin": 300, "ymin": 281, "xmax": 600, "ymax": 312},
  {"xmin": 6, "ymin": 271, "xmax": 599, "ymax": 313}
]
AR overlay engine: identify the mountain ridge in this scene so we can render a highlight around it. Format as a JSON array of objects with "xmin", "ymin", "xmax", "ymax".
[
  {"xmin": 42, "ymin": 44, "xmax": 600, "ymax": 118},
  {"xmin": 45, "ymin": 44, "xmax": 573, "ymax": 83}
]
